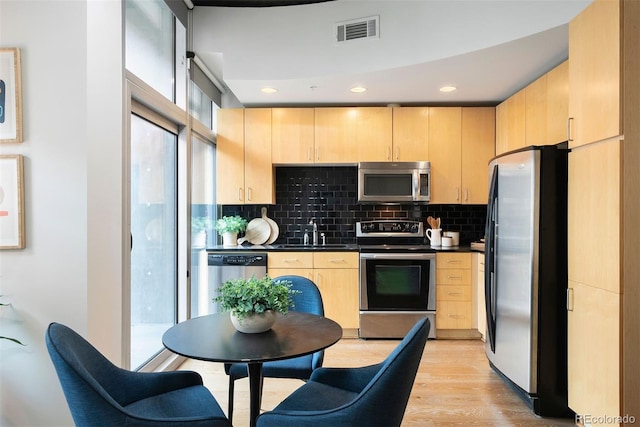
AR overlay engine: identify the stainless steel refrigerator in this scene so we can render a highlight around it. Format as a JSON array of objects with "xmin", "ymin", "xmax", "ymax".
[{"xmin": 484, "ymin": 144, "xmax": 572, "ymax": 417}]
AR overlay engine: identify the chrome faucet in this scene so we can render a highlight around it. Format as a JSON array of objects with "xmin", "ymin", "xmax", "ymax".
[{"xmin": 310, "ymin": 219, "xmax": 318, "ymax": 245}]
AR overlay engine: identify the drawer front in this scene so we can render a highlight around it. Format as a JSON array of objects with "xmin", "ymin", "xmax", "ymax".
[
  {"xmin": 437, "ymin": 285, "xmax": 472, "ymax": 302},
  {"xmin": 268, "ymin": 252, "xmax": 314, "ymax": 269},
  {"xmin": 437, "ymin": 252, "xmax": 472, "ymax": 269},
  {"xmin": 436, "ymin": 301, "xmax": 472, "ymax": 329},
  {"xmin": 436, "ymin": 269, "xmax": 471, "ymax": 285},
  {"xmin": 313, "ymin": 252, "xmax": 359, "ymax": 269}
]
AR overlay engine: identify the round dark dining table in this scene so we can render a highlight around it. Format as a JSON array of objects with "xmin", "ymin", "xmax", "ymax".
[{"xmin": 162, "ymin": 311, "xmax": 342, "ymax": 427}]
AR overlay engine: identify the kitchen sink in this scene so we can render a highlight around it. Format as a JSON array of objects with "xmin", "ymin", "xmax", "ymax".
[{"xmin": 277, "ymin": 244, "xmax": 354, "ymax": 249}]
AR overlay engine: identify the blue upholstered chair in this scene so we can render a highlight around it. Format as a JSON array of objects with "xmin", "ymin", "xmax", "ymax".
[
  {"xmin": 45, "ymin": 322, "xmax": 231, "ymax": 427},
  {"xmin": 224, "ymin": 275, "xmax": 325, "ymax": 423},
  {"xmin": 256, "ymin": 317, "xmax": 430, "ymax": 427}
]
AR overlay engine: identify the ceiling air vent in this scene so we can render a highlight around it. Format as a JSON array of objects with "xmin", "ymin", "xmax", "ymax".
[{"xmin": 336, "ymin": 16, "xmax": 379, "ymax": 43}]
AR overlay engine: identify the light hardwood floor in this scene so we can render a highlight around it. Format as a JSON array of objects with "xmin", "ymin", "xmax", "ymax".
[{"xmin": 180, "ymin": 338, "xmax": 576, "ymax": 427}]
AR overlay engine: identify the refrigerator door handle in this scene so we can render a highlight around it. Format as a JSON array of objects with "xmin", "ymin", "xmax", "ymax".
[{"xmin": 485, "ymin": 164, "xmax": 499, "ymax": 353}]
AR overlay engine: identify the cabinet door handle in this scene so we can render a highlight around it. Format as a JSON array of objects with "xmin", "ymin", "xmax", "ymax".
[
  {"xmin": 456, "ymin": 187, "xmax": 460, "ymax": 201},
  {"xmin": 447, "ymin": 260, "xmax": 462, "ymax": 264},
  {"xmin": 567, "ymin": 288, "xmax": 574, "ymax": 312},
  {"xmin": 247, "ymin": 187, "xmax": 252, "ymax": 201},
  {"xmin": 448, "ymin": 314, "xmax": 464, "ymax": 319},
  {"xmin": 447, "ymin": 291, "xmax": 462, "ymax": 296},
  {"xmin": 316, "ymin": 148, "xmax": 320, "ymax": 161},
  {"xmin": 447, "ymin": 275, "xmax": 463, "ymax": 279},
  {"xmin": 283, "ymin": 258, "xmax": 300, "ymax": 263},
  {"xmin": 395, "ymin": 147, "xmax": 399, "ymax": 160},
  {"xmin": 567, "ymin": 117, "xmax": 574, "ymax": 143},
  {"xmin": 329, "ymin": 259, "xmax": 346, "ymax": 264},
  {"xmin": 465, "ymin": 189, "xmax": 469, "ymax": 202},
  {"xmin": 307, "ymin": 147, "xmax": 312, "ymax": 161},
  {"xmin": 238, "ymin": 188, "xmax": 244, "ymax": 202},
  {"xmin": 386, "ymin": 146, "xmax": 391, "ymax": 160}
]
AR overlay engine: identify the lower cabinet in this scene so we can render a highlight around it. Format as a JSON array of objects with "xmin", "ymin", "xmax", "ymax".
[
  {"xmin": 436, "ymin": 252, "xmax": 479, "ymax": 339},
  {"xmin": 472, "ymin": 252, "xmax": 486, "ymax": 341},
  {"xmin": 268, "ymin": 251, "xmax": 359, "ymax": 336}
]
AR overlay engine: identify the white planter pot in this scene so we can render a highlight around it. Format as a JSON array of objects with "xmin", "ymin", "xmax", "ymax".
[
  {"xmin": 230, "ymin": 310, "xmax": 277, "ymax": 334},
  {"xmin": 222, "ymin": 232, "xmax": 238, "ymax": 247}
]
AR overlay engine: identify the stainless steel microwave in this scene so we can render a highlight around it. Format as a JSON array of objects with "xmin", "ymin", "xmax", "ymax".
[{"xmin": 358, "ymin": 161, "xmax": 431, "ymax": 203}]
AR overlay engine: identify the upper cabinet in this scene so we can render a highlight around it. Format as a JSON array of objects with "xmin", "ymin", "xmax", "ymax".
[
  {"xmin": 314, "ymin": 107, "xmax": 358, "ymax": 163},
  {"xmin": 216, "ymin": 108, "xmax": 274, "ymax": 204},
  {"xmin": 392, "ymin": 107, "xmax": 430, "ymax": 161},
  {"xmin": 428, "ymin": 107, "xmax": 462, "ymax": 204},
  {"xmin": 461, "ymin": 107, "xmax": 495, "ymax": 204},
  {"xmin": 568, "ymin": 0, "xmax": 621, "ymax": 148},
  {"xmin": 430, "ymin": 107, "xmax": 495, "ymax": 204},
  {"xmin": 495, "ymin": 88, "xmax": 526, "ymax": 155},
  {"xmin": 271, "ymin": 108, "xmax": 315, "ymax": 164},
  {"xmin": 356, "ymin": 107, "xmax": 393, "ymax": 161},
  {"xmin": 546, "ymin": 60, "xmax": 569, "ymax": 145},
  {"xmin": 495, "ymin": 60, "xmax": 569, "ymax": 155}
]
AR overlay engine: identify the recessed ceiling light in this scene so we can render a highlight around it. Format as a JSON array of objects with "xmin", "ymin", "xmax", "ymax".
[
  {"xmin": 439, "ymin": 85, "xmax": 457, "ymax": 93},
  {"xmin": 261, "ymin": 87, "xmax": 278, "ymax": 94},
  {"xmin": 350, "ymin": 86, "xmax": 367, "ymax": 93}
]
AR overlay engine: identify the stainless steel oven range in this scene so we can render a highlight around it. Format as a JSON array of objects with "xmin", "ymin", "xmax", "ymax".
[{"xmin": 357, "ymin": 220, "xmax": 436, "ymax": 339}]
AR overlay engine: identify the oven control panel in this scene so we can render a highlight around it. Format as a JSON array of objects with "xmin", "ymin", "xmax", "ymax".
[{"xmin": 356, "ymin": 220, "xmax": 424, "ymax": 237}]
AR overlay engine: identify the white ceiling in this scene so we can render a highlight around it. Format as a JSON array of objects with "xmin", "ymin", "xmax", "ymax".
[{"xmin": 191, "ymin": 0, "xmax": 592, "ymax": 107}]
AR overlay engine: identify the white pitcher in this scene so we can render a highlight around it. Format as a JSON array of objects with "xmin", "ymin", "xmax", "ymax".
[{"xmin": 426, "ymin": 228, "xmax": 442, "ymax": 247}]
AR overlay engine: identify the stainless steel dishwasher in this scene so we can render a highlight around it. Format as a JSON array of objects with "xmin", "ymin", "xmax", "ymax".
[{"xmin": 193, "ymin": 252, "xmax": 267, "ymax": 317}]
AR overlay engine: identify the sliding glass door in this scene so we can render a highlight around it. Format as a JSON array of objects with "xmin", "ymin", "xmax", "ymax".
[{"xmin": 129, "ymin": 113, "xmax": 178, "ymax": 369}]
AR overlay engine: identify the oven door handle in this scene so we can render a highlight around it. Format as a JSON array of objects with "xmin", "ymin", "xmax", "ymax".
[{"xmin": 360, "ymin": 253, "xmax": 435, "ymax": 260}]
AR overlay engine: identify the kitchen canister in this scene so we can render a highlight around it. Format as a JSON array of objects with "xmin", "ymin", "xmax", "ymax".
[{"xmin": 443, "ymin": 231, "xmax": 460, "ymax": 246}]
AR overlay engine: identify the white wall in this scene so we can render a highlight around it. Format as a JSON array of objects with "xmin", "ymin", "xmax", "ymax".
[{"xmin": 0, "ymin": 1, "xmax": 124, "ymax": 425}]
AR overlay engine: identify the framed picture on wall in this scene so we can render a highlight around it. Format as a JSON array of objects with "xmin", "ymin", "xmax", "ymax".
[
  {"xmin": 0, "ymin": 155, "xmax": 25, "ymax": 249},
  {"xmin": 0, "ymin": 48, "xmax": 23, "ymax": 144}
]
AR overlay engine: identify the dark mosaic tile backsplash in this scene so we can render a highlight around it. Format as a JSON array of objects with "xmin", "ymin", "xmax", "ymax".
[{"xmin": 221, "ymin": 166, "xmax": 487, "ymax": 245}]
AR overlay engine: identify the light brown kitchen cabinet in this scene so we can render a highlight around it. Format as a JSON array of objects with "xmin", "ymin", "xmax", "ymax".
[
  {"xmin": 356, "ymin": 107, "xmax": 393, "ymax": 162},
  {"xmin": 567, "ymin": 140, "xmax": 622, "ymax": 421},
  {"xmin": 495, "ymin": 88, "xmax": 525, "ymax": 155},
  {"xmin": 568, "ymin": 0, "xmax": 621, "ymax": 148},
  {"xmin": 472, "ymin": 252, "xmax": 486, "ymax": 341},
  {"xmin": 429, "ymin": 107, "xmax": 494, "ymax": 204},
  {"xmin": 436, "ymin": 252, "xmax": 478, "ymax": 338},
  {"xmin": 216, "ymin": 108, "xmax": 274, "ymax": 204},
  {"xmin": 567, "ymin": 280, "xmax": 620, "ymax": 421},
  {"xmin": 566, "ymin": 0, "xmax": 640, "ymax": 419},
  {"xmin": 268, "ymin": 251, "xmax": 359, "ymax": 336},
  {"xmin": 314, "ymin": 108, "xmax": 358, "ymax": 163},
  {"xmin": 461, "ymin": 107, "xmax": 495, "ymax": 204},
  {"xmin": 546, "ymin": 60, "xmax": 569, "ymax": 145},
  {"xmin": 216, "ymin": 109, "xmax": 245, "ymax": 204},
  {"xmin": 271, "ymin": 108, "xmax": 315, "ymax": 164},
  {"xmin": 525, "ymin": 74, "xmax": 547, "ymax": 146},
  {"xmin": 428, "ymin": 107, "xmax": 462, "ymax": 204},
  {"xmin": 392, "ymin": 107, "xmax": 429, "ymax": 161}
]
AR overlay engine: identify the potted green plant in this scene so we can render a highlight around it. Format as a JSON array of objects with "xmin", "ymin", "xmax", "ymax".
[
  {"xmin": 214, "ymin": 215, "xmax": 248, "ymax": 246},
  {"xmin": 191, "ymin": 216, "xmax": 212, "ymax": 248},
  {"xmin": 212, "ymin": 275, "xmax": 299, "ymax": 333}
]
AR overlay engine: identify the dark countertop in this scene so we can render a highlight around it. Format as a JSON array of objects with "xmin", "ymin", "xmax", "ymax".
[{"xmin": 205, "ymin": 243, "xmax": 479, "ymax": 253}]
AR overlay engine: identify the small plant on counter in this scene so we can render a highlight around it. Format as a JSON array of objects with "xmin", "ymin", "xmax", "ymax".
[
  {"xmin": 214, "ymin": 215, "xmax": 248, "ymax": 234},
  {"xmin": 212, "ymin": 275, "xmax": 299, "ymax": 320},
  {"xmin": 1, "ymin": 297, "xmax": 25, "ymax": 346}
]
